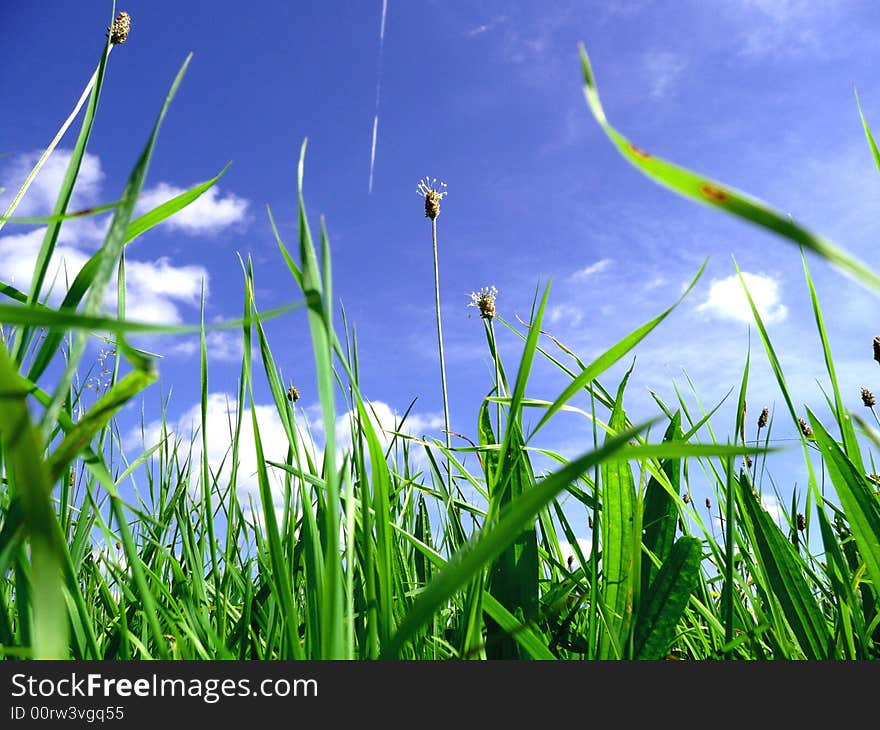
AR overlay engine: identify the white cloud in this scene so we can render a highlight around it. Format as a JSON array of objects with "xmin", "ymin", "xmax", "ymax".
[
  {"xmin": 136, "ymin": 182, "xmax": 249, "ymax": 235},
  {"xmin": 559, "ymin": 538, "xmax": 592, "ymax": 568},
  {"xmin": 0, "ymin": 227, "xmax": 91, "ymax": 294},
  {"xmin": 333, "ymin": 400, "xmax": 445, "ymax": 469},
  {"xmin": 0, "ymin": 150, "xmax": 218, "ymax": 325},
  {"xmin": 644, "ymin": 275, "xmax": 667, "ymax": 291},
  {"xmin": 0, "ymin": 226, "xmax": 208, "ymax": 324},
  {"xmin": 0, "ymin": 148, "xmax": 104, "ymax": 218},
  {"xmin": 127, "ymin": 392, "xmax": 316, "ymax": 509},
  {"xmin": 204, "ymin": 330, "xmax": 246, "ymax": 362},
  {"xmin": 696, "ymin": 271, "xmax": 787, "ymax": 325},
  {"xmin": 166, "ymin": 329, "xmax": 250, "ymax": 363},
  {"xmin": 126, "ymin": 396, "xmax": 444, "ymax": 514},
  {"xmin": 569, "ymin": 258, "xmax": 612, "ymax": 281},
  {"xmin": 122, "ymin": 257, "xmax": 207, "ymax": 324},
  {"xmin": 761, "ymin": 494, "xmax": 787, "ymax": 524}
]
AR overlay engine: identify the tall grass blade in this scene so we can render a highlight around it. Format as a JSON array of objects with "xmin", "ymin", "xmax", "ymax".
[
  {"xmin": 0, "ymin": 345, "xmax": 67, "ymax": 658},
  {"xmin": 808, "ymin": 410, "xmax": 880, "ymax": 605},
  {"xmin": 384, "ymin": 421, "xmax": 656, "ymax": 658},
  {"xmin": 641, "ymin": 411, "xmax": 682, "ymax": 593},
  {"xmin": 735, "ymin": 473, "xmax": 832, "ymax": 659},
  {"xmin": 529, "ymin": 261, "xmax": 705, "ymax": 438}
]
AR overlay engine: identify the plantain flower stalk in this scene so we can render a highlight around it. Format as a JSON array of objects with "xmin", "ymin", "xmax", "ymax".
[
  {"xmin": 470, "ymin": 286, "xmax": 503, "ymax": 433},
  {"xmin": 417, "ymin": 177, "xmax": 452, "ymax": 481}
]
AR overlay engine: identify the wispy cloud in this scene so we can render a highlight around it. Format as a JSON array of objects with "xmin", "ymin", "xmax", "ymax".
[
  {"xmin": 643, "ymin": 50, "xmax": 687, "ymax": 99},
  {"xmin": 466, "ymin": 15, "xmax": 507, "ymax": 37},
  {"xmin": 546, "ymin": 303, "xmax": 583, "ymax": 327},
  {"xmin": 733, "ymin": 0, "xmax": 826, "ymax": 59},
  {"xmin": 569, "ymin": 258, "xmax": 612, "ymax": 281},
  {"xmin": 696, "ymin": 271, "xmax": 787, "ymax": 325}
]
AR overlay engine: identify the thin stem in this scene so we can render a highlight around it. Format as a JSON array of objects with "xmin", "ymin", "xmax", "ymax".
[
  {"xmin": 431, "ymin": 216, "xmax": 452, "ymax": 481},
  {"xmin": 489, "ymin": 317, "xmax": 503, "ymax": 437},
  {"xmin": 870, "ymin": 405, "xmax": 880, "ymax": 430}
]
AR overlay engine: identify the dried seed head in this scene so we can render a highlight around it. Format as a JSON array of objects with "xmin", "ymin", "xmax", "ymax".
[
  {"xmin": 588, "ymin": 515, "xmax": 594, "ymax": 529},
  {"xmin": 416, "ymin": 177, "xmax": 447, "ymax": 220},
  {"xmin": 796, "ymin": 513, "xmax": 806, "ymax": 532},
  {"xmin": 107, "ymin": 11, "xmax": 131, "ymax": 45},
  {"xmin": 68, "ymin": 471, "xmax": 76, "ymax": 487},
  {"xmin": 757, "ymin": 406, "xmax": 769, "ymax": 429},
  {"xmin": 798, "ymin": 417, "xmax": 814, "ymax": 440},
  {"xmin": 468, "ymin": 285, "xmax": 498, "ymax": 320},
  {"xmin": 567, "ymin": 555, "xmax": 575, "ymax": 571},
  {"xmin": 682, "ymin": 492, "xmax": 691, "ymax": 504},
  {"xmin": 874, "ymin": 336, "xmax": 880, "ymax": 365},
  {"xmin": 705, "ymin": 497, "xmax": 712, "ymax": 510},
  {"xmin": 745, "ymin": 455, "xmax": 753, "ymax": 469},
  {"xmin": 861, "ymin": 387, "xmax": 876, "ymax": 408},
  {"xmin": 287, "ymin": 385, "xmax": 300, "ymax": 403}
]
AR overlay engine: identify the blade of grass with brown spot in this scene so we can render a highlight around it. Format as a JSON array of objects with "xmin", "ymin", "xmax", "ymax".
[{"xmin": 579, "ymin": 44, "xmax": 880, "ymax": 293}]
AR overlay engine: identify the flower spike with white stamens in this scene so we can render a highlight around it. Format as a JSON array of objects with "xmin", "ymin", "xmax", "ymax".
[
  {"xmin": 468, "ymin": 286, "xmax": 498, "ymax": 320},
  {"xmin": 417, "ymin": 177, "xmax": 448, "ymax": 219}
]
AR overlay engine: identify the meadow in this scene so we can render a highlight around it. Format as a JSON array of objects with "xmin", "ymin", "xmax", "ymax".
[{"xmin": 1, "ymin": 10, "xmax": 880, "ymax": 661}]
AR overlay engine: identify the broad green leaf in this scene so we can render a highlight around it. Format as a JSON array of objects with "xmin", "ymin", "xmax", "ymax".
[
  {"xmin": 635, "ymin": 536, "xmax": 701, "ymax": 660},
  {"xmin": 599, "ymin": 369, "xmax": 637, "ymax": 658}
]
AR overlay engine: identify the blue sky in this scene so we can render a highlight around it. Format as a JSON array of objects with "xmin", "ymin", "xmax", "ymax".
[{"xmin": 4, "ymin": 1, "xmax": 880, "ymax": 534}]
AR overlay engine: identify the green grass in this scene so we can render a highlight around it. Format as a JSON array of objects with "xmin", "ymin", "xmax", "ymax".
[{"xmin": 1, "ymin": 19, "xmax": 880, "ymax": 661}]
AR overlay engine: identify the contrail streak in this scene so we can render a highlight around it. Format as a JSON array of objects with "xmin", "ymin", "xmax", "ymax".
[
  {"xmin": 368, "ymin": 114, "xmax": 379, "ymax": 194},
  {"xmin": 368, "ymin": 0, "xmax": 388, "ymax": 194}
]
